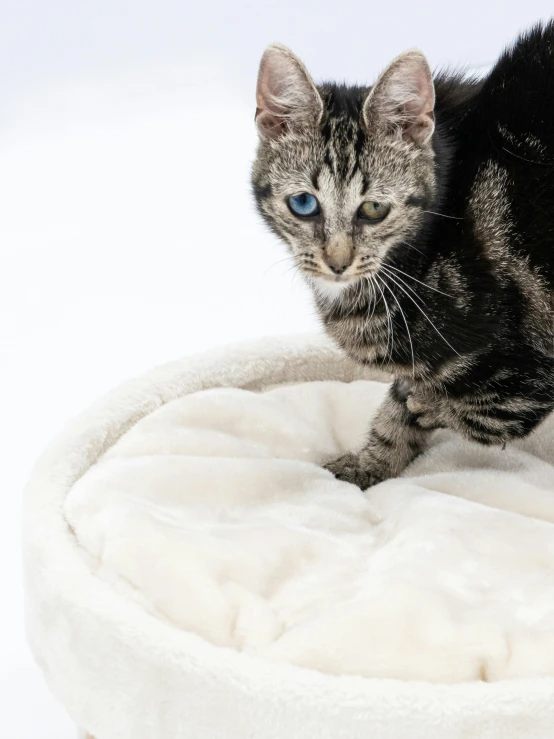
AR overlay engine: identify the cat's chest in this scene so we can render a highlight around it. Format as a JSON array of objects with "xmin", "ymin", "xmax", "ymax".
[{"xmin": 319, "ymin": 296, "xmax": 419, "ymax": 373}]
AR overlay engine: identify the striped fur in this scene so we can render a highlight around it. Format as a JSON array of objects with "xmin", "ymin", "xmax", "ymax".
[{"xmin": 252, "ymin": 23, "xmax": 554, "ymax": 489}]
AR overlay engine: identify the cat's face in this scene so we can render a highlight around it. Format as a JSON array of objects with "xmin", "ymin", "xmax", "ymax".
[{"xmin": 252, "ymin": 45, "xmax": 436, "ymax": 301}]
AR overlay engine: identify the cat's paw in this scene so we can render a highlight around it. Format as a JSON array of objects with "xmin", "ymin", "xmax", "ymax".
[{"xmin": 323, "ymin": 452, "xmax": 383, "ymax": 490}]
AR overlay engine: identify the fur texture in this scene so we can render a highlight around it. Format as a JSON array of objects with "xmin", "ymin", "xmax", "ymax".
[{"xmin": 252, "ymin": 23, "xmax": 554, "ymax": 488}]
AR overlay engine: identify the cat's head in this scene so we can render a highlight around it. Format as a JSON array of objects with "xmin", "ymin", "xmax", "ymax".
[{"xmin": 251, "ymin": 44, "xmax": 436, "ymax": 300}]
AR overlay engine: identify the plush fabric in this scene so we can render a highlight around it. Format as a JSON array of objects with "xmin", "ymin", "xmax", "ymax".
[{"xmin": 23, "ymin": 335, "xmax": 554, "ymax": 739}]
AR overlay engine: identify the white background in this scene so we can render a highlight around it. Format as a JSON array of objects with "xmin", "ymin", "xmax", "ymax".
[{"xmin": 2, "ymin": 1, "xmax": 552, "ymax": 735}]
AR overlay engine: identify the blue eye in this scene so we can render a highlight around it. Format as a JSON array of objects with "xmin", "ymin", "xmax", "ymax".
[{"xmin": 288, "ymin": 193, "xmax": 319, "ymax": 217}]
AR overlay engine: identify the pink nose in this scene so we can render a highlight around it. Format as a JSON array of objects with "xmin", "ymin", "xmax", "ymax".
[{"xmin": 323, "ymin": 235, "xmax": 354, "ymax": 275}]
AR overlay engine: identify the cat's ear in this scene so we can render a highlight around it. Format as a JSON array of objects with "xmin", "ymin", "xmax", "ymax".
[
  {"xmin": 255, "ymin": 44, "xmax": 323, "ymax": 140},
  {"xmin": 363, "ymin": 50, "xmax": 435, "ymax": 146}
]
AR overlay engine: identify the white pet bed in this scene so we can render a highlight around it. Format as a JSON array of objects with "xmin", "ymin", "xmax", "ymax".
[{"xmin": 23, "ymin": 334, "xmax": 554, "ymax": 739}]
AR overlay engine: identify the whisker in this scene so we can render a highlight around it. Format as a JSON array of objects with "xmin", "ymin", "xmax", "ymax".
[
  {"xmin": 297, "ymin": 265, "xmax": 321, "ymax": 275},
  {"xmin": 373, "ymin": 276, "xmax": 394, "ymax": 364},
  {"xmin": 359, "ymin": 266, "xmax": 427, "ymax": 308},
  {"xmin": 291, "ymin": 266, "xmax": 300, "ymax": 289},
  {"xmin": 400, "ymin": 240, "xmax": 427, "ymax": 257},
  {"xmin": 379, "ymin": 276, "xmax": 415, "ymax": 378},
  {"xmin": 354, "ymin": 278, "xmax": 365, "ymax": 311},
  {"xmin": 384, "ymin": 263, "xmax": 454, "ymax": 299},
  {"xmin": 363, "ymin": 277, "xmax": 376, "ymax": 352},
  {"xmin": 342, "ymin": 280, "xmax": 363, "ymax": 319},
  {"xmin": 501, "ymin": 146, "xmax": 551, "ymax": 166},
  {"xmin": 282, "ymin": 266, "xmax": 305, "ymax": 287},
  {"xmin": 362, "ymin": 277, "xmax": 376, "ymax": 352},
  {"xmin": 281, "ymin": 259, "xmax": 322, "ymax": 280},
  {"xmin": 379, "ymin": 265, "xmax": 426, "ymax": 306},
  {"xmin": 380, "ymin": 271, "xmax": 460, "ymax": 357},
  {"xmin": 365, "ymin": 276, "xmax": 378, "ymax": 322},
  {"xmin": 260, "ymin": 254, "xmax": 300, "ymax": 283},
  {"xmin": 282, "ymin": 262, "xmax": 304, "ymax": 276},
  {"xmin": 422, "ymin": 210, "xmax": 464, "ymax": 220}
]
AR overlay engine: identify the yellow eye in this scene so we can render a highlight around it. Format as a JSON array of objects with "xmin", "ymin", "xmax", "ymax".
[{"xmin": 359, "ymin": 201, "xmax": 390, "ymax": 221}]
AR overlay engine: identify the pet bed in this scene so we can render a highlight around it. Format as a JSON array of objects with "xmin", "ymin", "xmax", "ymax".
[{"xmin": 23, "ymin": 334, "xmax": 554, "ymax": 738}]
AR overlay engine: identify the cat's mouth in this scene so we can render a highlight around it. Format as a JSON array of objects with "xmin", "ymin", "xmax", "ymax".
[
  {"xmin": 318, "ymin": 273, "xmax": 356, "ymax": 283},
  {"xmin": 299, "ymin": 255, "xmax": 382, "ymax": 293},
  {"xmin": 309, "ymin": 272, "xmax": 365, "ymax": 302},
  {"xmin": 307, "ymin": 262, "xmax": 386, "ymax": 300},
  {"xmin": 309, "ymin": 265, "xmax": 379, "ymax": 284}
]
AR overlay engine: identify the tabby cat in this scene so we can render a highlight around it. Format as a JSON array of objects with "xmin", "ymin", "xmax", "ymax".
[{"xmin": 252, "ymin": 22, "xmax": 554, "ymax": 489}]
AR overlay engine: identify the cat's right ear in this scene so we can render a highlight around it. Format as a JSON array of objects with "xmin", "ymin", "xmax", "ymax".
[{"xmin": 255, "ymin": 44, "xmax": 323, "ymax": 140}]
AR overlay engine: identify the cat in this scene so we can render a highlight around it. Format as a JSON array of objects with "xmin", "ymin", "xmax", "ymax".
[{"xmin": 251, "ymin": 22, "xmax": 554, "ymax": 490}]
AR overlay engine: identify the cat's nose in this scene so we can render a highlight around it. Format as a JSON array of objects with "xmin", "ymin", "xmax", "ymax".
[
  {"xmin": 328, "ymin": 261, "xmax": 349, "ymax": 275},
  {"xmin": 324, "ymin": 234, "xmax": 354, "ymax": 275}
]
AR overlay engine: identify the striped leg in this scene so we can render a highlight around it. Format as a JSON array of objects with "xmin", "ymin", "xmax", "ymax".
[{"xmin": 324, "ymin": 379, "xmax": 431, "ymax": 489}]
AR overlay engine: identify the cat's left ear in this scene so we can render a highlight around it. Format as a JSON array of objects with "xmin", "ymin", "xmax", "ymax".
[{"xmin": 363, "ymin": 50, "xmax": 435, "ymax": 146}]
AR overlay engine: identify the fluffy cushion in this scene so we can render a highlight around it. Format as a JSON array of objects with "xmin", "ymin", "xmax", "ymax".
[{"xmin": 64, "ymin": 376, "xmax": 554, "ymax": 684}]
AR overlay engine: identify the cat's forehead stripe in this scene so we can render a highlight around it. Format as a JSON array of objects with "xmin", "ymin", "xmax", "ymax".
[
  {"xmin": 317, "ymin": 85, "xmax": 370, "ymax": 186},
  {"xmin": 310, "ymin": 168, "xmax": 321, "ymax": 190},
  {"xmin": 321, "ymin": 120, "xmax": 364, "ymax": 183}
]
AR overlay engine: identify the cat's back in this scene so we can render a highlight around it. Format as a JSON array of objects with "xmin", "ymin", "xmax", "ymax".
[
  {"xmin": 461, "ymin": 22, "xmax": 554, "ymax": 294},
  {"xmin": 477, "ymin": 22, "xmax": 554, "ymax": 162}
]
